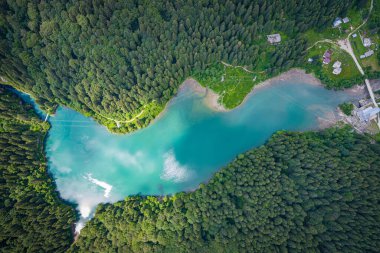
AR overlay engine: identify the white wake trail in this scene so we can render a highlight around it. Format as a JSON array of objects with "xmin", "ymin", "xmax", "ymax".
[{"xmin": 84, "ymin": 173, "xmax": 113, "ymax": 198}]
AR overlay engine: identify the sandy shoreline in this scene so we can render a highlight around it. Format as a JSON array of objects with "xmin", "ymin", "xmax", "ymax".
[{"xmin": 179, "ymin": 78, "xmax": 228, "ymax": 112}]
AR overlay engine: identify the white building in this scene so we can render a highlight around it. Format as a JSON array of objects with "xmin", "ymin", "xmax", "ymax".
[
  {"xmin": 333, "ymin": 18, "xmax": 342, "ymax": 27},
  {"xmin": 267, "ymin": 34, "xmax": 281, "ymax": 44},
  {"xmin": 343, "ymin": 17, "xmax": 350, "ymax": 23},
  {"xmin": 333, "ymin": 61, "xmax": 342, "ymax": 68},
  {"xmin": 352, "ymin": 33, "xmax": 357, "ymax": 38},
  {"xmin": 360, "ymin": 50, "xmax": 375, "ymax": 59},
  {"xmin": 365, "ymin": 50, "xmax": 374, "ymax": 57},
  {"xmin": 333, "ymin": 67, "xmax": 342, "ymax": 75},
  {"xmin": 363, "ymin": 38, "xmax": 372, "ymax": 47},
  {"xmin": 357, "ymin": 107, "xmax": 380, "ymax": 122}
]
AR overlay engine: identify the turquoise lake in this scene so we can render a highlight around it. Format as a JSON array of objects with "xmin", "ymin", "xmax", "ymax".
[{"xmin": 14, "ymin": 77, "xmax": 355, "ymax": 229}]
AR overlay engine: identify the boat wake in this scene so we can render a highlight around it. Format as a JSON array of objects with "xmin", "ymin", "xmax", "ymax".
[{"xmin": 84, "ymin": 173, "xmax": 113, "ymax": 198}]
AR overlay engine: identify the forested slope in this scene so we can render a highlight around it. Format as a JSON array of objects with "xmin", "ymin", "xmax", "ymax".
[
  {"xmin": 0, "ymin": 87, "xmax": 76, "ymax": 252},
  {"xmin": 71, "ymin": 128, "xmax": 380, "ymax": 253},
  {"xmin": 0, "ymin": 0, "xmax": 357, "ymax": 133}
]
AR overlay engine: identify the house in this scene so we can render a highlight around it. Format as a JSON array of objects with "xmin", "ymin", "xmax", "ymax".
[
  {"xmin": 308, "ymin": 58, "xmax": 314, "ymax": 63},
  {"xmin": 363, "ymin": 38, "xmax": 372, "ymax": 47},
  {"xmin": 360, "ymin": 50, "xmax": 375, "ymax": 59},
  {"xmin": 343, "ymin": 17, "xmax": 350, "ymax": 23},
  {"xmin": 267, "ymin": 34, "xmax": 281, "ymax": 44},
  {"xmin": 352, "ymin": 33, "xmax": 357, "ymax": 38},
  {"xmin": 333, "ymin": 61, "xmax": 342, "ymax": 68},
  {"xmin": 357, "ymin": 107, "xmax": 380, "ymax": 122},
  {"xmin": 323, "ymin": 49, "xmax": 333, "ymax": 64},
  {"xmin": 364, "ymin": 50, "xmax": 374, "ymax": 57},
  {"xmin": 332, "ymin": 60, "xmax": 342, "ymax": 75},
  {"xmin": 333, "ymin": 67, "xmax": 342, "ymax": 75},
  {"xmin": 333, "ymin": 18, "xmax": 342, "ymax": 27}
]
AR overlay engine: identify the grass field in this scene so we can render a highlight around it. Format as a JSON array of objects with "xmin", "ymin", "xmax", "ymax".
[
  {"xmin": 193, "ymin": 63, "xmax": 267, "ymax": 109},
  {"xmin": 351, "ymin": 30, "xmax": 380, "ymax": 72},
  {"xmin": 305, "ymin": 42, "xmax": 362, "ymax": 88}
]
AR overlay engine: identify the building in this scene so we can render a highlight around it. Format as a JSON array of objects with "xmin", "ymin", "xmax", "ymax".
[
  {"xmin": 352, "ymin": 33, "xmax": 357, "ymax": 38},
  {"xmin": 323, "ymin": 49, "xmax": 333, "ymax": 64},
  {"xmin": 333, "ymin": 61, "xmax": 342, "ymax": 68},
  {"xmin": 267, "ymin": 34, "xmax": 281, "ymax": 44},
  {"xmin": 357, "ymin": 107, "xmax": 380, "ymax": 122},
  {"xmin": 360, "ymin": 50, "xmax": 375, "ymax": 59},
  {"xmin": 333, "ymin": 18, "xmax": 342, "ymax": 27},
  {"xmin": 365, "ymin": 50, "xmax": 374, "ymax": 57},
  {"xmin": 308, "ymin": 58, "xmax": 314, "ymax": 63},
  {"xmin": 359, "ymin": 99, "xmax": 371, "ymax": 108},
  {"xmin": 333, "ymin": 67, "xmax": 342, "ymax": 75},
  {"xmin": 343, "ymin": 17, "xmax": 350, "ymax": 23},
  {"xmin": 363, "ymin": 38, "xmax": 372, "ymax": 47}
]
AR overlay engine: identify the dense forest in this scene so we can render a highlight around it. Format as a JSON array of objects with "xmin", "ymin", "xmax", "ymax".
[
  {"xmin": 0, "ymin": 87, "xmax": 76, "ymax": 252},
  {"xmin": 0, "ymin": 0, "xmax": 359, "ymax": 133},
  {"xmin": 71, "ymin": 127, "xmax": 380, "ymax": 253}
]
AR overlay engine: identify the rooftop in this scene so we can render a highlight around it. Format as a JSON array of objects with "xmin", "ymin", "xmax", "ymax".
[
  {"xmin": 322, "ymin": 50, "xmax": 332, "ymax": 64},
  {"xmin": 365, "ymin": 50, "xmax": 374, "ymax": 57},
  {"xmin": 333, "ymin": 61, "xmax": 342, "ymax": 68},
  {"xmin": 267, "ymin": 34, "xmax": 281, "ymax": 44},
  {"xmin": 333, "ymin": 18, "xmax": 342, "ymax": 27},
  {"xmin": 363, "ymin": 38, "xmax": 372, "ymax": 47},
  {"xmin": 333, "ymin": 67, "xmax": 342, "ymax": 75},
  {"xmin": 358, "ymin": 107, "xmax": 380, "ymax": 122}
]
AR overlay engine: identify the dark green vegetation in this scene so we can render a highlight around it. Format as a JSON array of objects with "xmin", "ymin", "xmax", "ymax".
[
  {"xmin": 0, "ymin": 0, "xmax": 360, "ymax": 132},
  {"xmin": 71, "ymin": 128, "xmax": 380, "ymax": 253},
  {"xmin": 0, "ymin": 87, "xmax": 76, "ymax": 252},
  {"xmin": 339, "ymin": 102, "xmax": 354, "ymax": 116},
  {"xmin": 368, "ymin": 0, "xmax": 380, "ymax": 34}
]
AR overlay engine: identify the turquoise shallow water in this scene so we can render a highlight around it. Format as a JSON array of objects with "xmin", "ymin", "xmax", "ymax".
[{"xmin": 11, "ymin": 78, "xmax": 354, "ymax": 228}]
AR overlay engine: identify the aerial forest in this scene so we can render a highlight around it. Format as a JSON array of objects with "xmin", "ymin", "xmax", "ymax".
[
  {"xmin": 0, "ymin": 87, "xmax": 76, "ymax": 252},
  {"xmin": 0, "ymin": 0, "xmax": 359, "ymax": 132}
]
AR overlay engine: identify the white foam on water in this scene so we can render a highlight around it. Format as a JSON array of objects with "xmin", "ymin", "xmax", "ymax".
[
  {"xmin": 161, "ymin": 150, "xmax": 193, "ymax": 182},
  {"xmin": 84, "ymin": 173, "xmax": 113, "ymax": 198}
]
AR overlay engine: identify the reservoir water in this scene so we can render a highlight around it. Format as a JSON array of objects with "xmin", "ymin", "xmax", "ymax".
[{"xmin": 14, "ymin": 77, "xmax": 356, "ymax": 229}]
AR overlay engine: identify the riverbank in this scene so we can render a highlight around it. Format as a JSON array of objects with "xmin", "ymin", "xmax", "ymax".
[{"xmin": 179, "ymin": 78, "xmax": 228, "ymax": 112}]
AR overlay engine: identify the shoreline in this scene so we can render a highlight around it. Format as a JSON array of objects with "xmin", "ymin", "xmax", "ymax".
[
  {"xmin": 179, "ymin": 68, "xmax": 371, "ymax": 130},
  {"xmin": 182, "ymin": 68, "xmax": 370, "ymax": 113}
]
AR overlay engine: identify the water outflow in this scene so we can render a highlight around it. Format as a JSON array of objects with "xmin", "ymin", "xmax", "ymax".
[{"xmin": 12, "ymin": 78, "xmax": 355, "ymax": 231}]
